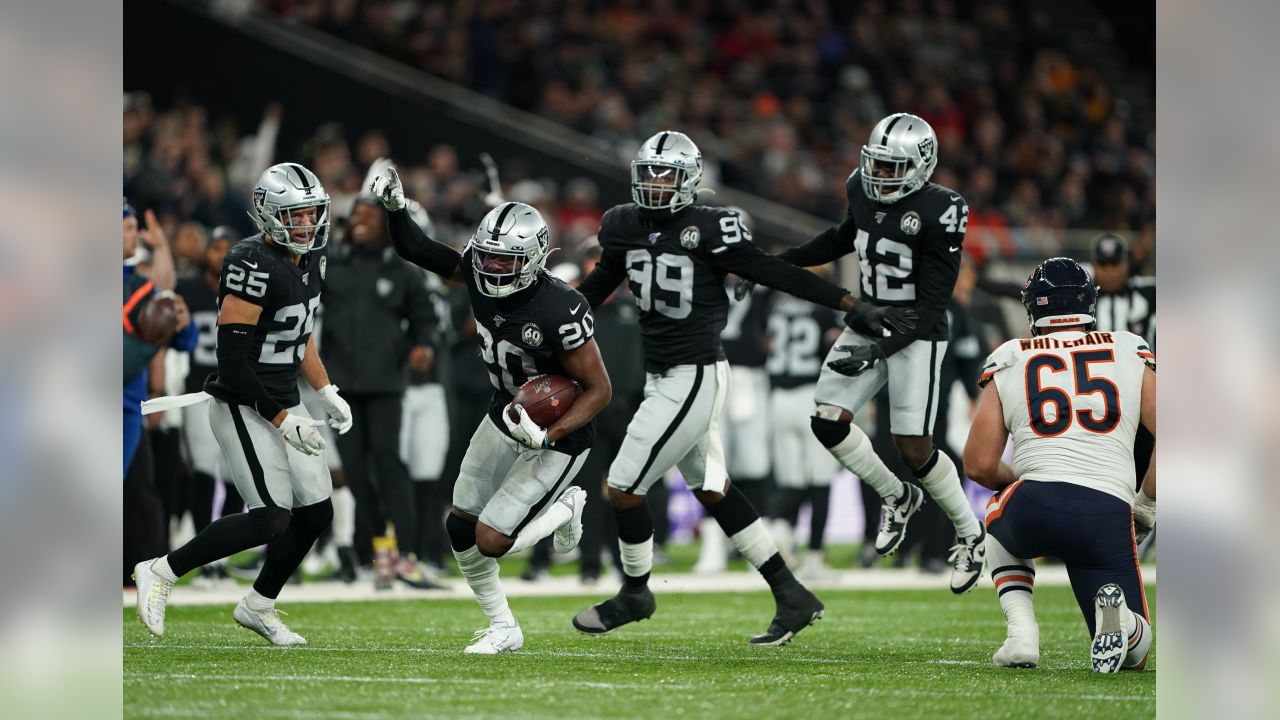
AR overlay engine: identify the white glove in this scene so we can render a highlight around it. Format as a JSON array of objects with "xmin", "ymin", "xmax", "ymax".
[
  {"xmin": 1132, "ymin": 488, "xmax": 1155, "ymax": 543},
  {"xmin": 366, "ymin": 157, "xmax": 406, "ymax": 211},
  {"xmin": 279, "ymin": 413, "xmax": 327, "ymax": 456},
  {"xmin": 502, "ymin": 403, "xmax": 549, "ymax": 450},
  {"xmin": 317, "ymin": 384, "xmax": 353, "ymax": 434}
]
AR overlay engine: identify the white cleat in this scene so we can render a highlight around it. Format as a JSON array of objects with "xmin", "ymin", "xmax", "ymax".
[
  {"xmin": 133, "ymin": 559, "xmax": 174, "ymax": 637},
  {"xmin": 464, "ymin": 621, "xmax": 524, "ymax": 654},
  {"xmin": 875, "ymin": 483, "xmax": 924, "ymax": 556},
  {"xmin": 233, "ymin": 598, "xmax": 308, "ymax": 646},
  {"xmin": 948, "ymin": 525, "xmax": 987, "ymax": 595},
  {"xmin": 993, "ymin": 636, "xmax": 1040, "ymax": 668},
  {"xmin": 1091, "ymin": 583, "xmax": 1128, "ymax": 673},
  {"xmin": 553, "ymin": 486, "xmax": 587, "ymax": 554}
]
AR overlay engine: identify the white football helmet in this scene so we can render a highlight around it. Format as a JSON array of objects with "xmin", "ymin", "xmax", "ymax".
[
  {"xmin": 631, "ymin": 131, "xmax": 702, "ymax": 212},
  {"xmin": 466, "ymin": 201, "xmax": 551, "ymax": 298},
  {"xmin": 860, "ymin": 113, "xmax": 938, "ymax": 204},
  {"xmin": 249, "ymin": 163, "xmax": 331, "ymax": 254}
]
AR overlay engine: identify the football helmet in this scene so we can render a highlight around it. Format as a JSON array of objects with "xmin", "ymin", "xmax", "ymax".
[
  {"xmin": 1021, "ymin": 257, "xmax": 1098, "ymax": 336},
  {"xmin": 860, "ymin": 113, "xmax": 938, "ymax": 204},
  {"xmin": 466, "ymin": 201, "xmax": 551, "ymax": 298},
  {"xmin": 249, "ymin": 163, "xmax": 331, "ymax": 255},
  {"xmin": 632, "ymin": 131, "xmax": 703, "ymax": 212}
]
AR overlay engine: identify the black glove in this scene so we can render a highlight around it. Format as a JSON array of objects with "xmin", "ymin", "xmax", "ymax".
[
  {"xmin": 847, "ymin": 303, "xmax": 918, "ymax": 337},
  {"xmin": 733, "ymin": 278, "xmax": 755, "ymax": 301},
  {"xmin": 827, "ymin": 343, "xmax": 886, "ymax": 377}
]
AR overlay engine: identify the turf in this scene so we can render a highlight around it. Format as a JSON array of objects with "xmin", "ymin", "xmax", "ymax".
[{"xmin": 124, "ymin": 585, "xmax": 1155, "ymax": 719}]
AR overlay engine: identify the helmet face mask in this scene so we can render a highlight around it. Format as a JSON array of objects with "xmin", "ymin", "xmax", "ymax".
[
  {"xmin": 631, "ymin": 131, "xmax": 702, "ymax": 212},
  {"xmin": 250, "ymin": 163, "xmax": 331, "ymax": 255},
  {"xmin": 1021, "ymin": 257, "xmax": 1099, "ymax": 336},
  {"xmin": 860, "ymin": 113, "xmax": 938, "ymax": 204},
  {"xmin": 467, "ymin": 202, "xmax": 551, "ymax": 298}
]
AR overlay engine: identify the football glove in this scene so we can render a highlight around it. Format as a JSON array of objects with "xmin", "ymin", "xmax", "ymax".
[
  {"xmin": 827, "ymin": 343, "xmax": 886, "ymax": 377},
  {"xmin": 502, "ymin": 403, "xmax": 550, "ymax": 450},
  {"xmin": 733, "ymin": 279, "xmax": 756, "ymax": 301},
  {"xmin": 847, "ymin": 303, "xmax": 919, "ymax": 338},
  {"xmin": 366, "ymin": 157, "xmax": 406, "ymax": 211},
  {"xmin": 1132, "ymin": 489, "xmax": 1155, "ymax": 544},
  {"xmin": 279, "ymin": 414, "xmax": 327, "ymax": 456},
  {"xmin": 317, "ymin": 384, "xmax": 354, "ymax": 435}
]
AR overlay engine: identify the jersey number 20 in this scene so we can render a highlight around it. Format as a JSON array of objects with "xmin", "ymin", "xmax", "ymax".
[{"xmin": 1025, "ymin": 350, "xmax": 1120, "ymax": 436}]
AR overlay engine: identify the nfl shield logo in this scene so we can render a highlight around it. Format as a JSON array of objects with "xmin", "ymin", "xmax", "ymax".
[
  {"xmin": 494, "ymin": 315, "xmax": 506, "ymax": 327},
  {"xmin": 648, "ymin": 232, "xmax": 661, "ymax": 245},
  {"xmin": 875, "ymin": 212, "xmax": 886, "ymax": 224}
]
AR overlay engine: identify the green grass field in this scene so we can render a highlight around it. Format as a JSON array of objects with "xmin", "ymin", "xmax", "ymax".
[{"xmin": 124, "ymin": 584, "xmax": 1155, "ymax": 719}]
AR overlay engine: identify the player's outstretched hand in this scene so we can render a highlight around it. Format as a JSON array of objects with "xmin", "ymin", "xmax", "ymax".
[
  {"xmin": 278, "ymin": 414, "xmax": 327, "ymax": 455},
  {"xmin": 503, "ymin": 403, "xmax": 549, "ymax": 450},
  {"xmin": 733, "ymin": 279, "xmax": 755, "ymax": 301},
  {"xmin": 827, "ymin": 343, "xmax": 886, "ymax": 377},
  {"xmin": 317, "ymin": 384, "xmax": 354, "ymax": 435},
  {"xmin": 366, "ymin": 157, "xmax": 406, "ymax": 211},
  {"xmin": 846, "ymin": 303, "xmax": 918, "ymax": 338}
]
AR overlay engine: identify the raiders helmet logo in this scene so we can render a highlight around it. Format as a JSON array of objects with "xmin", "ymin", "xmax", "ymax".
[
  {"xmin": 521, "ymin": 322, "xmax": 544, "ymax": 347},
  {"xmin": 917, "ymin": 137, "xmax": 935, "ymax": 161},
  {"xmin": 252, "ymin": 186, "xmax": 267, "ymax": 209},
  {"xmin": 680, "ymin": 226, "xmax": 700, "ymax": 249},
  {"xmin": 900, "ymin": 211, "xmax": 922, "ymax": 236}
]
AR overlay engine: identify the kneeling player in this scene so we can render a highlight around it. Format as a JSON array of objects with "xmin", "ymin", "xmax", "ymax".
[
  {"xmin": 369, "ymin": 160, "xmax": 611, "ymax": 654},
  {"xmin": 964, "ymin": 258, "xmax": 1154, "ymax": 672}
]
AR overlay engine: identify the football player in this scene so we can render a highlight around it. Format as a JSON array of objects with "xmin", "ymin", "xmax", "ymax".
[
  {"xmin": 368, "ymin": 159, "xmax": 612, "ymax": 654},
  {"xmin": 133, "ymin": 163, "xmax": 354, "ymax": 645},
  {"xmin": 737, "ymin": 113, "xmax": 986, "ymax": 593},
  {"xmin": 571, "ymin": 131, "xmax": 861, "ymax": 645},
  {"xmin": 964, "ymin": 258, "xmax": 1154, "ymax": 672}
]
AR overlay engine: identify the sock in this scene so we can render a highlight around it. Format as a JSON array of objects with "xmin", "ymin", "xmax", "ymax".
[
  {"xmin": 151, "ymin": 556, "xmax": 178, "ymax": 584},
  {"xmin": 807, "ymin": 486, "xmax": 830, "ymax": 551},
  {"xmin": 708, "ymin": 485, "xmax": 798, "ymax": 593},
  {"xmin": 190, "ymin": 471, "xmax": 215, "ymax": 532},
  {"xmin": 768, "ymin": 517, "xmax": 795, "ymax": 564},
  {"xmin": 507, "ymin": 498, "xmax": 573, "ymax": 555},
  {"xmin": 254, "ymin": 500, "xmax": 333, "ymax": 600},
  {"xmin": 331, "ymin": 486, "xmax": 356, "ymax": 547},
  {"xmin": 615, "ymin": 502, "xmax": 654, "ymax": 588},
  {"xmin": 913, "ymin": 450, "xmax": 981, "ymax": 538},
  {"xmin": 244, "ymin": 587, "xmax": 274, "ymax": 611},
  {"xmin": 823, "ymin": 422, "xmax": 905, "ymax": 501},
  {"xmin": 1123, "ymin": 612, "xmax": 1153, "ymax": 668},
  {"xmin": 987, "ymin": 534, "xmax": 1038, "ymax": 644},
  {"xmin": 167, "ymin": 507, "xmax": 288, "ymax": 577},
  {"xmin": 695, "ymin": 518, "xmax": 727, "ymax": 568},
  {"xmin": 453, "ymin": 545, "xmax": 515, "ymax": 626}
]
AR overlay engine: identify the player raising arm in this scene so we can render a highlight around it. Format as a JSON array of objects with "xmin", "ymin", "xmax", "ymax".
[{"xmin": 963, "ymin": 257, "xmax": 1155, "ymax": 673}]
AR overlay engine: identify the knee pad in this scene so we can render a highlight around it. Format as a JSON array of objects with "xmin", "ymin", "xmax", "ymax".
[
  {"xmin": 810, "ymin": 416, "xmax": 852, "ymax": 449},
  {"xmin": 445, "ymin": 512, "xmax": 477, "ymax": 552},
  {"xmin": 249, "ymin": 506, "xmax": 292, "ymax": 543},
  {"xmin": 291, "ymin": 498, "xmax": 334, "ymax": 535}
]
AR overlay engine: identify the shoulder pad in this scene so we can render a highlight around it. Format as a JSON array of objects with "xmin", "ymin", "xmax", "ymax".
[
  {"xmin": 1115, "ymin": 330, "xmax": 1157, "ymax": 370},
  {"xmin": 977, "ymin": 339, "xmax": 1022, "ymax": 388}
]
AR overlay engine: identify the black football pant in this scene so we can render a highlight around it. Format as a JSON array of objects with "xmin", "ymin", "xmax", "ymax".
[{"xmin": 334, "ymin": 392, "xmax": 417, "ymax": 565}]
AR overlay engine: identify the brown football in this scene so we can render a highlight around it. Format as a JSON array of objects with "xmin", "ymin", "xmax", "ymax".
[
  {"xmin": 137, "ymin": 292, "xmax": 180, "ymax": 345},
  {"xmin": 510, "ymin": 374, "xmax": 581, "ymax": 427}
]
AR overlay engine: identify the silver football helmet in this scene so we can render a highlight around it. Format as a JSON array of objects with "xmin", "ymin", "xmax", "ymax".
[
  {"xmin": 466, "ymin": 201, "xmax": 551, "ymax": 298},
  {"xmin": 860, "ymin": 113, "xmax": 938, "ymax": 204},
  {"xmin": 249, "ymin": 163, "xmax": 331, "ymax": 254},
  {"xmin": 631, "ymin": 131, "xmax": 703, "ymax": 212}
]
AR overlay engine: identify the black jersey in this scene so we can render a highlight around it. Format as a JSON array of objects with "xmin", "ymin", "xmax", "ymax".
[
  {"xmin": 204, "ymin": 236, "xmax": 324, "ymax": 409},
  {"xmin": 765, "ymin": 292, "xmax": 843, "ymax": 389},
  {"xmin": 463, "ymin": 253, "xmax": 596, "ymax": 455},
  {"xmin": 843, "ymin": 170, "xmax": 967, "ymax": 342},
  {"xmin": 174, "ymin": 274, "xmax": 220, "ymax": 394},
  {"xmin": 580, "ymin": 203, "xmax": 847, "ymax": 373},
  {"xmin": 721, "ymin": 283, "xmax": 769, "ymax": 368}
]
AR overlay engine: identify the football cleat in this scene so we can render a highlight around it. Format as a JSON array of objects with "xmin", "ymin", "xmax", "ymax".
[
  {"xmin": 572, "ymin": 586, "xmax": 656, "ymax": 635},
  {"xmin": 875, "ymin": 483, "xmax": 925, "ymax": 556},
  {"xmin": 233, "ymin": 598, "xmax": 307, "ymax": 646},
  {"xmin": 553, "ymin": 486, "xmax": 587, "ymax": 554},
  {"xmin": 464, "ymin": 621, "xmax": 524, "ymax": 654},
  {"xmin": 1091, "ymin": 583, "xmax": 1128, "ymax": 673},
  {"xmin": 948, "ymin": 525, "xmax": 987, "ymax": 595},
  {"xmin": 992, "ymin": 636, "xmax": 1039, "ymax": 668},
  {"xmin": 749, "ymin": 585, "xmax": 825, "ymax": 646},
  {"xmin": 132, "ymin": 559, "xmax": 174, "ymax": 637}
]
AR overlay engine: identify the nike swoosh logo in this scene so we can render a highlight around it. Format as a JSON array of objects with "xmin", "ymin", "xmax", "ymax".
[
  {"xmin": 570, "ymin": 303, "xmax": 582, "ymax": 315},
  {"xmin": 950, "ymin": 196, "xmax": 962, "ymax": 202},
  {"xmin": 244, "ymin": 260, "xmax": 259, "ymax": 269},
  {"xmin": 949, "ymin": 246, "xmax": 961, "ymax": 253}
]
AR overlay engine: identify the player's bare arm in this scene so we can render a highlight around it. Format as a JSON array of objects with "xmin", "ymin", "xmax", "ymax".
[
  {"xmin": 300, "ymin": 335, "xmax": 330, "ymax": 390},
  {"xmin": 546, "ymin": 337, "xmax": 612, "ymax": 444},
  {"xmin": 577, "ymin": 247, "xmax": 626, "ymax": 308},
  {"xmin": 963, "ymin": 381, "xmax": 1017, "ymax": 490}
]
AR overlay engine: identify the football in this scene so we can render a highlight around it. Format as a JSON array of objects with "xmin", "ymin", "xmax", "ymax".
[
  {"xmin": 137, "ymin": 292, "xmax": 180, "ymax": 345},
  {"xmin": 510, "ymin": 374, "xmax": 581, "ymax": 427}
]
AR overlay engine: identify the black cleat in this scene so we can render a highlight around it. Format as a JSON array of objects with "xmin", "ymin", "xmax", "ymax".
[
  {"xmin": 750, "ymin": 585, "xmax": 825, "ymax": 646},
  {"xmin": 572, "ymin": 586, "xmax": 656, "ymax": 635}
]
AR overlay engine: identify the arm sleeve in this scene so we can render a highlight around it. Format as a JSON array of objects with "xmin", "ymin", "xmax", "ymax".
[
  {"xmin": 777, "ymin": 217, "xmax": 857, "ymax": 267},
  {"xmin": 386, "ymin": 208, "xmax": 462, "ymax": 278},
  {"xmin": 217, "ymin": 323, "xmax": 285, "ymax": 422},
  {"xmin": 713, "ymin": 241, "xmax": 849, "ymax": 310},
  {"xmin": 404, "ymin": 269, "xmax": 436, "ymax": 347},
  {"xmin": 577, "ymin": 246, "xmax": 627, "ymax": 308}
]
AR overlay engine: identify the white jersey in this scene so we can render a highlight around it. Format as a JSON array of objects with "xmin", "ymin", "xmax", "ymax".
[{"xmin": 979, "ymin": 330, "xmax": 1154, "ymax": 504}]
